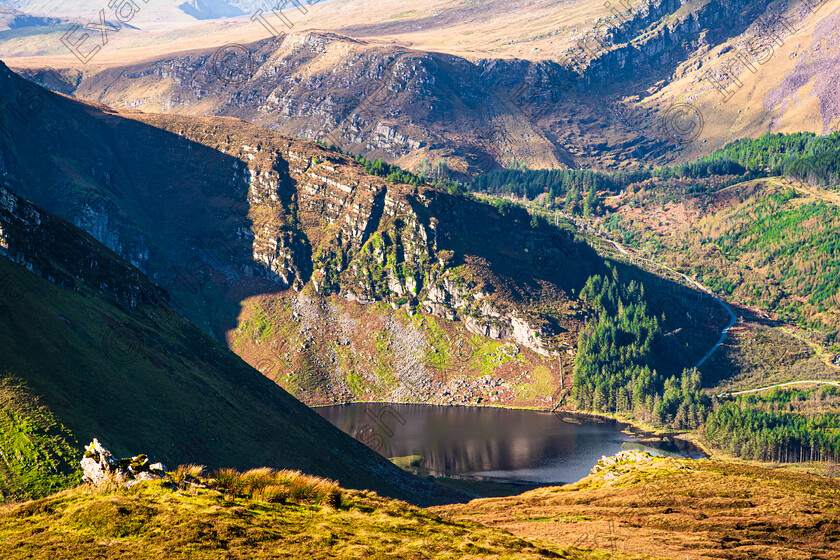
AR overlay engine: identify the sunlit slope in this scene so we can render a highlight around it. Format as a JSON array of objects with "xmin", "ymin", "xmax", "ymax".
[
  {"xmin": 5, "ymin": 0, "xmax": 840, "ymax": 170},
  {"xmin": 438, "ymin": 453, "xmax": 840, "ymax": 560},
  {"xmin": 0, "ymin": 468, "xmax": 593, "ymax": 560}
]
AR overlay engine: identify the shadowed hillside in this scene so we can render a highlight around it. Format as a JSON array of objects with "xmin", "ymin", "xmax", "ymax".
[{"xmin": 0, "ymin": 180, "xmax": 462, "ymax": 505}]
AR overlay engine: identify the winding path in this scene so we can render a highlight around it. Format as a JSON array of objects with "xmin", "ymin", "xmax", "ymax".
[
  {"xmin": 718, "ymin": 380, "xmax": 840, "ymax": 398},
  {"xmin": 608, "ymin": 240, "xmax": 629, "ymax": 256},
  {"xmin": 599, "ymin": 235, "xmax": 838, "ymax": 392},
  {"xmin": 528, "ymin": 203, "xmax": 833, "ymax": 389},
  {"xmin": 534, "ymin": 199, "xmax": 839, "ymax": 401},
  {"xmin": 599, "ymin": 236, "xmax": 737, "ymax": 368},
  {"xmin": 683, "ymin": 275, "xmax": 738, "ymax": 369}
]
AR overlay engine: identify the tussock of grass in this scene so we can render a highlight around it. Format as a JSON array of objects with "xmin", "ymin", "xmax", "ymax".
[
  {"xmin": 170, "ymin": 464, "xmax": 205, "ymax": 489},
  {"xmin": 209, "ymin": 467, "xmax": 343, "ymax": 507}
]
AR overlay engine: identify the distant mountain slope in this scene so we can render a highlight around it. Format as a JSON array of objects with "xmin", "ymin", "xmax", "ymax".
[
  {"xmin": 11, "ymin": 0, "xmax": 840, "ymax": 171},
  {"xmin": 0, "ymin": 6, "xmax": 63, "ymax": 30},
  {"xmin": 0, "ymin": 0, "xmax": 248, "ymax": 25},
  {"xmin": 0, "ymin": 180, "xmax": 460, "ymax": 505},
  {"xmin": 0, "ymin": 0, "xmax": 244, "ymax": 17},
  {"xmin": 12, "ymin": 31, "xmax": 641, "ymax": 173},
  {"xmin": 177, "ymin": 0, "xmax": 244, "ymax": 20}
]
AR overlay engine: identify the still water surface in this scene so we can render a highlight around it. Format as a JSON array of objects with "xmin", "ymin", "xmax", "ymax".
[{"xmin": 316, "ymin": 403, "xmax": 704, "ymax": 484}]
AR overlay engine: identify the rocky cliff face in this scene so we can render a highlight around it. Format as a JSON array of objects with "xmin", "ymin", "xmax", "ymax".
[
  {"xmin": 18, "ymin": 32, "xmax": 630, "ymax": 172},
  {"xmin": 154, "ymin": 115, "xmax": 568, "ymax": 358},
  {"xmin": 0, "ymin": 181, "xmax": 164, "ymax": 310},
  {"xmin": 571, "ymin": 0, "xmax": 776, "ymax": 87},
  {"xmin": 14, "ymin": 0, "xmax": 809, "ymax": 174}
]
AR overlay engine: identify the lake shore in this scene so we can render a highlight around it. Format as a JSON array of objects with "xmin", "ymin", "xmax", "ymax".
[{"xmin": 313, "ymin": 400, "xmax": 711, "ymax": 458}]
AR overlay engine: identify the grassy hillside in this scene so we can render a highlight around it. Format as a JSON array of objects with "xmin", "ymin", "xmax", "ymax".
[
  {"xmin": 602, "ymin": 177, "xmax": 840, "ymax": 341},
  {"xmin": 438, "ymin": 452, "xmax": 840, "ymax": 559},
  {"xmin": 0, "ymin": 375, "xmax": 79, "ymax": 502},
  {"xmin": 481, "ymin": 132, "xmax": 840, "ymax": 349},
  {"xmin": 4, "ymin": 449, "xmax": 838, "ymax": 560},
  {"xmin": 0, "ymin": 184, "xmax": 460, "ymax": 505},
  {"xmin": 0, "ymin": 466, "xmax": 612, "ymax": 560}
]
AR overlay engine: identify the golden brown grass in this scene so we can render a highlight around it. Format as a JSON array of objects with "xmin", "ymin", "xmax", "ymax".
[
  {"xmin": 211, "ymin": 467, "xmax": 343, "ymax": 507},
  {"xmin": 0, "ymin": 473, "xmax": 572, "ymax": 560},
  {"xmin": 436, "ymin": 456, "xmax": 840, "ymax": 560},
  {"xmin": 6, "ymin": 455, "xmax": 839, "ymax": 558}
]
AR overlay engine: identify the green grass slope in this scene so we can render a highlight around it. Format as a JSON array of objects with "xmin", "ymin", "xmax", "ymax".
[{"xmin": 0, "ymin": 376, "xmax": 79, "ymax": 502}]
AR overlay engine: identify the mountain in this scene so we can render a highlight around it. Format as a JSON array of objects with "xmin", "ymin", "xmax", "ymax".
[
  {"xmin": 0, "ymin": 0, "xmax": 249, "ymax": 27},
  {"xmin": 0, "ymin": 1, "xmax": 88, "ymax": 14},
  {"xmin": 11, "ymin": 31, "xmax": 645, "ymax": 174},
  {"xmin": 0, "ymin": 0, "xmax": 246, "ymax": 18},
  {"xmin": 0, "ymin": 6, "xmax": 63, "ymax": 30},
  {"xmin": 9, "ymin": 0, "xmax": 840, "ymax": 173},
  {"xmin": 0, "ymin": 177, "xmax": 462, "ymax": 505},
  {"xmin": 177, "ymin": 0, "xmax": 244, "ymax": 20},
  {"xmin": 0, "ymin": 60, "xmax": 728, "ymax": 409}
]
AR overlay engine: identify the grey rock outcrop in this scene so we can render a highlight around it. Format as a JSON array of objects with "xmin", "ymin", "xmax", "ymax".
[
  {"xmin": 590, "ymin": 450, "xmax": 655, "ymax": 475},
  {"xmin": 81, "ymin": 439, "xmax": 166, "ymax": 485}
]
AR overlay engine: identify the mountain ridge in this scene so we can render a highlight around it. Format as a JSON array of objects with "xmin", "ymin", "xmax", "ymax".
[{"xmin": 9, "ymin": 0, "xmax": 840, "ymax": 173}]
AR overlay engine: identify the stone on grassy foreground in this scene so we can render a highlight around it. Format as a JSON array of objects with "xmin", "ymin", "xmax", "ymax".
[
  {"xmin": 589, "ymin": 449, "xmax": 654, "ymax": 474},
  {"xmin": 81, "ymin": 439, "xmax": 166, "ymax": 485}
]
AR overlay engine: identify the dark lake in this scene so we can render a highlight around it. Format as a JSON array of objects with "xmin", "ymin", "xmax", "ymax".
[{"xmin": 316, "ymin": 403, "xmax": 705, "ymax": 485}]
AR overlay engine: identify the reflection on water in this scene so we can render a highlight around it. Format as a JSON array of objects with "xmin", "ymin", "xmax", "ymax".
[{"xmin": 316, "ymin": 403, "xmax": 704, "ymax": 484}]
